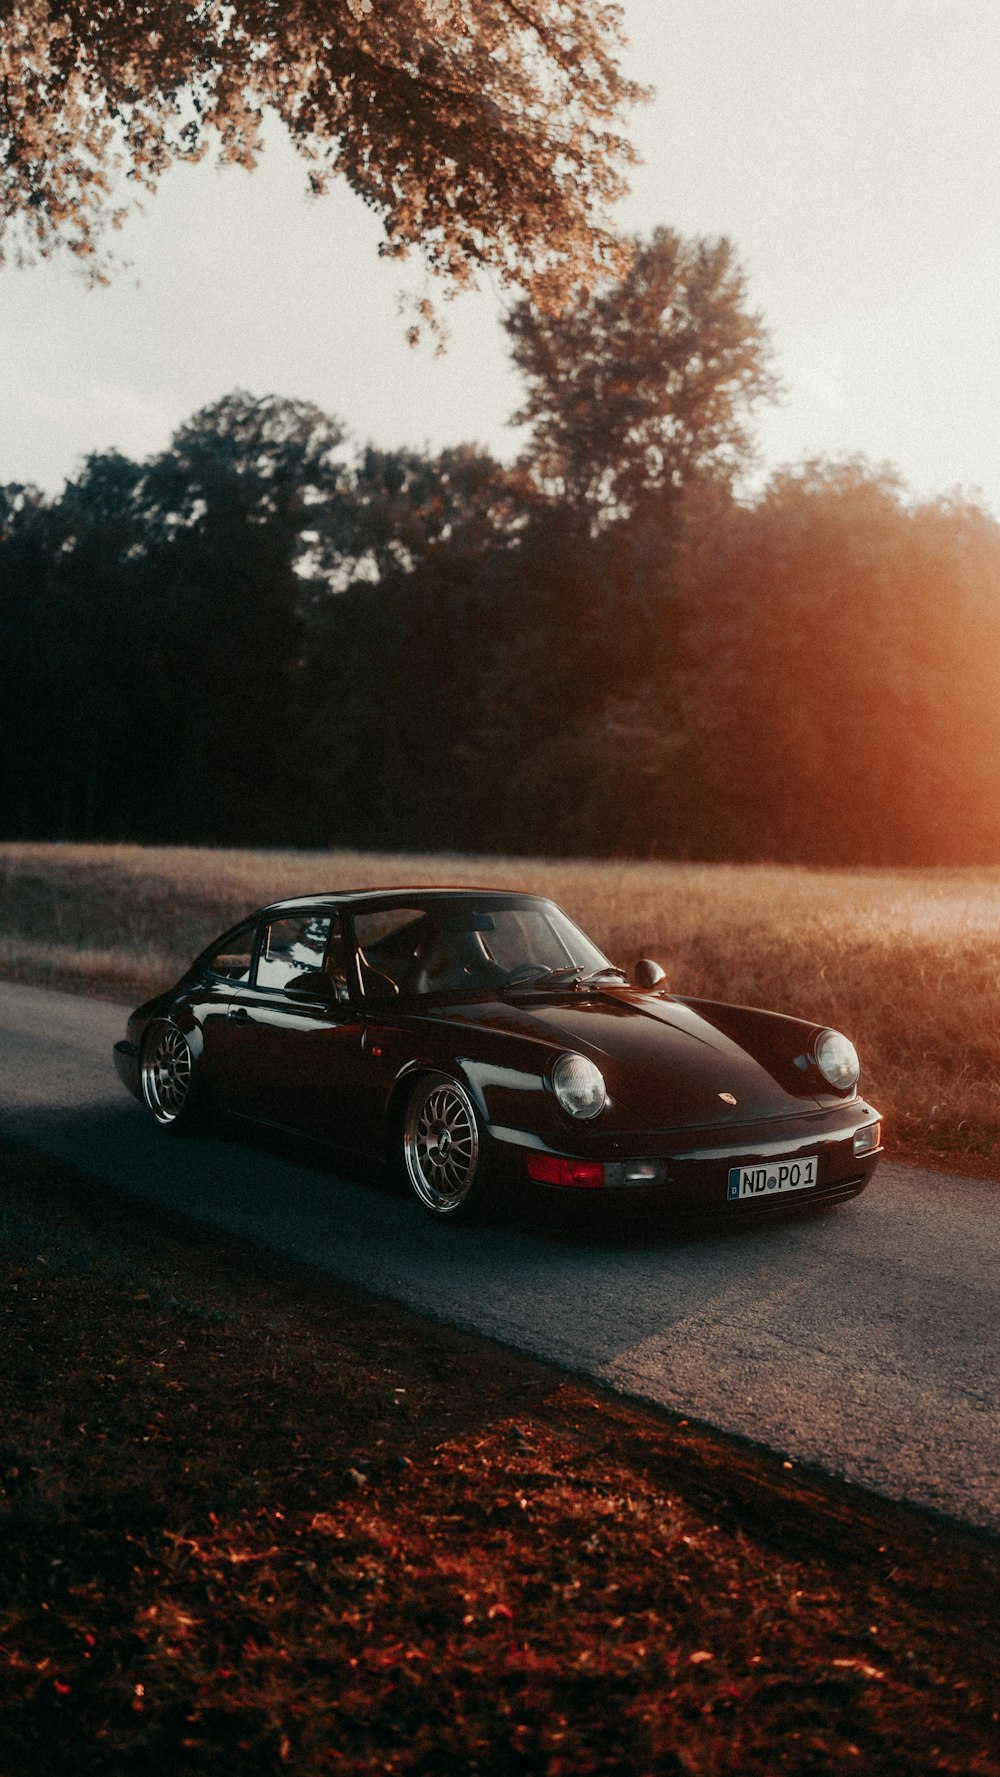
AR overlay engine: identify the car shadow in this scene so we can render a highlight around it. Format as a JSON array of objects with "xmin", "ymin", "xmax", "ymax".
[
  {"xmin": 2, "ymin": 1096, "xmax": 870, "ymax": 1378},
  {"xmin": 201, "ymin": 1109, "xmax": 802, "ymax": 1254},
  {"xmin": 3, "ymin": 1093, "xmax": 853, "ymax": 1255}
]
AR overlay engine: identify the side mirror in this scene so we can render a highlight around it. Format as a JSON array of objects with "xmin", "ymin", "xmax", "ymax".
[
  {"xmin": 284, "ymin": 968, "xmax": 336, "ymax": 1002},
  {"xmin": 634, "ymin": 958, "xmax": 666, "ymax": 990}
]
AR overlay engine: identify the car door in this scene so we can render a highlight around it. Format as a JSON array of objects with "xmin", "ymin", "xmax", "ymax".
[
  {"xmin": 223, "ymin": 909, "xmax": 369, "ymax": 1148},
  {"xmin": 189, "ymin": 920, "xmax": 262, "ymax": 1105}
]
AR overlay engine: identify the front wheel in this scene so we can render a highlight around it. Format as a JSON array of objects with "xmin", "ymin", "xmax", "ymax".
[
  {"xmin": 140, "ymin": 1021, "xmax": 204, "ymax": 1133},
  {"xmin": 402, "ymin": 1073, "xmax": 487, "ymax": 1221}
]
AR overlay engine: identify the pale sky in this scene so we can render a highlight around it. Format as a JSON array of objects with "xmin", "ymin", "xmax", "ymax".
[{"xmin": 2, "ymin": 0, "xmax": 999, "ymax": 513}]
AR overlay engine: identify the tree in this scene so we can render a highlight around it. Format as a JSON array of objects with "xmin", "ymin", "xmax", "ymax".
[
  {"xmin": 667, "ymin": 461, "xmax": 1000, "ymax": 864},
  {"xmin": 505, "ymin": 227, "xmax": 778, "ymax": 525},
  {"xmin": 329, "ymin": 443, "xmax": 526, "ymax": 583},
  {"xmin": 142, "ymin": 389, "xmax": 348, "ymax": 547},
  {"xmin": 289, "ymin": 441, "xmax": 528, "ymax": 848},
  {"xmin": 0, "ymin": 0, "xmax": 643, "ymax": 313},
  {"xmin": 132, "ymin": 392, "xmax": 351, "ymax": 841},
  {"xmin": 0, "ymin": 455, "xmax": 155, "ymax": 839},
  {"xmin": 0, "ymin": 482, "xmax": 58, "ymax": 836}
]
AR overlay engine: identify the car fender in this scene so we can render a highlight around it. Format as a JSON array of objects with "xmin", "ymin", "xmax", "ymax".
[
  {"xmin": 386, "ymin": 1053, "xmax": 491, "ymax": 1129},
  {"xmin": 415, "ymin": 1039, "xmax": 594, "ymax": 1143},
  {"xmin": 141, "ymin": 1005, "xmax": 207, "ymax": 1065}
]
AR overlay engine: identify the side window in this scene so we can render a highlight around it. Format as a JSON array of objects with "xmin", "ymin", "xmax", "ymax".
[
  {"xmin": 353, "ymin": 908, "xmax": 429, "ymax": 998},
  {"xmin": 257, "ymin": 913, "xmax": 332, "ymax": 992},
  {"xmin": 205, "ymin": 924, "xmax": 257, "ymax": 984}
]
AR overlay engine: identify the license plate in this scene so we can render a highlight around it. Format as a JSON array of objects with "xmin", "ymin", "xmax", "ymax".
[{"xmin": 727, "ymin": 1154, "xmax": 818, "ymax": 1201}]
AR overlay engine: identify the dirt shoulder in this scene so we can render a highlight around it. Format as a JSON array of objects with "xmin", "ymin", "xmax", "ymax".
[{"xmin": 1, "ymin": 1140, "xmax": 997, "ymax": 1776}]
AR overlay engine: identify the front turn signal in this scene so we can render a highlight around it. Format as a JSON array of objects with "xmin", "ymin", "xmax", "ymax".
[{"xmin": 853, "ymin": 1121, "xmax": 882, "ymax": 1157}]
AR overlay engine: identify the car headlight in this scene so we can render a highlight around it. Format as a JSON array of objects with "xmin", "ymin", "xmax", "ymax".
[
  {"xmin": 552, "ymin": 1053, "xmax": 607, "ymax": 1119},
  {"xmin": 815, "ymin": 1028, "xmax": 860, "ymax": 1091}
]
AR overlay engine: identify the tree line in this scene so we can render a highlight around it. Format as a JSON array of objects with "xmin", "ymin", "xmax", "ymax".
[{"xmin": 5, "ymin": 228, "xmax": 1000, "ymax": 866}]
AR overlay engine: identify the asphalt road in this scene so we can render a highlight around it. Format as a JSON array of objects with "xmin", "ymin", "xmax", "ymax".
[{"xmin": 2, "ymin": 980, "xmax": 997, "ymax": 1534}]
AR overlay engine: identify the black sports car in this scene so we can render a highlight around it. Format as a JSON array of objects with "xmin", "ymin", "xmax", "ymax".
[{"xmin": 114, "ymin": 887, "xmax": 882, "ymax": 1221}]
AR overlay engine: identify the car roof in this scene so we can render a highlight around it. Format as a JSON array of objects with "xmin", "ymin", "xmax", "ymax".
[{"xmin": 258, "ymin": 886, "xmax": 549, "ymax": 916}]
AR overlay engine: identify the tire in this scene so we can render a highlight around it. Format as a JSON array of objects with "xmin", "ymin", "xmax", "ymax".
[
  {"xmin": 140, "ymin": 1021, "xmax": 204, "ymax": 1134},
  {"xmin": 401, "ymin": 1072, "xmax": 487, "ymax": 1221}
]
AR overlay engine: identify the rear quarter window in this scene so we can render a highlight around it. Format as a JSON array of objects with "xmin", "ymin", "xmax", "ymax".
[{"xmin": 204, "ymin": 924, "xmax": 257, "ymax": 984}]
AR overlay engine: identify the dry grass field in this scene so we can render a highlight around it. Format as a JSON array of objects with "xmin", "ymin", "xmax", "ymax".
[{"xmin": 2, "ymin": 842, "xmax": 1000, "ymax": 1169}]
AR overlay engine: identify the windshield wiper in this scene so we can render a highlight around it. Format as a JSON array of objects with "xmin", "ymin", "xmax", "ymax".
[{"xmin": 501, "ymin": 963, "xmax": 626, "ymax": 993}]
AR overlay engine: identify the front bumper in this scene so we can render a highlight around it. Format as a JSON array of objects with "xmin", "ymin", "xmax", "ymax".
[
  {"xmin": 491, "ymin": 1100, "xmax": 883, "ymax": 1217},
  {"xmin": 113, "ymin": 1040, "xmax": 142, "ymax": 1102}
]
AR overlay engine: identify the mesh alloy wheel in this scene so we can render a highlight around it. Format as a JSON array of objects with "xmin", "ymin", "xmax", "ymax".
[
  {"xmin": 140, "ymin": 1023, "xmax": 196, "ymax": 1128},
  {"xmin": 402, "ymin": 1073, "xmax": 481, "ymax": 1217}
]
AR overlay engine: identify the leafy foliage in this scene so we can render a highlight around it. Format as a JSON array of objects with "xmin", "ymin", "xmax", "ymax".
[
  {"xmin": 328, "ymin": 443, "xmax": 526, "ymax": 584},
  {"xmin": 0, "ymin": 0, "xmax": 644, "ymax": 309}
]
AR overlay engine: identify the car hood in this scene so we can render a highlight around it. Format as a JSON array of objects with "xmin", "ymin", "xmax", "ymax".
[{"xmin": 427, "ymin": 989, "xmax": 825, "ymax": 1129}]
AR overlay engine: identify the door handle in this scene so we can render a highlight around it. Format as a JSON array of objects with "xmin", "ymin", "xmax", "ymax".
[{"xmin": 230, "ymin": 1006, "xmax": 250, "ymax": 1025}]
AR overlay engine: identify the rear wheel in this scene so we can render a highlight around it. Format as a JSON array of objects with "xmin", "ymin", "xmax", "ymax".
[
  {"xmin": 402, "ymin": 1073, "xmax": 486, "ymax": 1221},
  {"xmin": 140, "ymin": 1022, "xmax": 203, "ymax": 1133}
]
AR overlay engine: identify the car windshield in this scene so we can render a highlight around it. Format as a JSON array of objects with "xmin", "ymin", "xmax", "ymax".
[{"xmin": 352, "ymin": 899, "xmax": 620, "ymax": 1001}]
